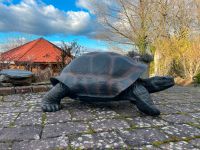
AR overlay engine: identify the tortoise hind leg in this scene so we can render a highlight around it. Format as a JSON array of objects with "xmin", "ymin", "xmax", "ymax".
[
  {"xmin": 41, "ymin": 83, "xmax": 69, "ymax": 112},
  {"xmin": 128, "ymin": 82, "xmax": 160, "ymax": 116}
]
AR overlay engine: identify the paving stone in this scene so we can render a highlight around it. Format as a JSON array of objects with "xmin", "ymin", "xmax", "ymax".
[
  {"xmin": 111, "ymin": 101, "xmax": 139, "ymax": 117},
  {"xmin": 154, "ymin": 98, "xmax": 182, "ymax": 105},
  {"xmin": 182, "ymin": 104, "xmax": 200, "ymax": 112},
  {"xmin": 71, "ymin": 109, "xmax": 96, "ymax": 121},
  {"xmin": 15, "ymin": 112, "xmax": 42, "ymax": 126},
  {"xmin": 128, "ymin": 116, "xmax": 168, "ymax": 128},
  {"xmin": 167, "ymin": 104, "xmax": 200, "ymax": 113},
  {"xmin": 189, "ymin": 138, "xmax": 200, "ymax": 147},
  {"xmin": 23, "ymin": 93, "xmax": 45, "ymax": 101},
  {"xmin": 161, "ymin": 124, "xmax": 200, "ymax": 138},
  {"xmin": 62, "ymin": 100, "xmax": 92, "ymax": 110},
  {"xmin": 192, "ymin": 103, "xmax": 200, "ymax": 112},
  {"xmin": 155, "ymin": 105, "xmax": 179, "ymax": 114},
  {"xmin": 134, "ymin": 145, "xmax": 161, "ymax": 150},
  {"xmin": 119, "ymin": 128, "xmax": 169, "ymax": 147},
  {"xmin": 161, "ymin": 114, "xmax": 198, "ymax": 124},
  {"xmin": 160, "ymin": 141, "xmax": 197, "ymax": 150},
  {"xmin": 3, "ymin": 94, "xmax": 23, "ymax": 102},
  {"xmin": 0, "ymin": 125, "xmax": 42, "ymax": 142},
  {"xmin": 79, "ymin": 101, "xmax": 139, "ymax": 117},
  {"xmin": 151, "ymin": 94, "xmax": 167, "ymax": 104},
  {"xmin": 0, "ymin": 143, "xmax": 11, "ymax": 150},
  {"xmin": 46, "ymin": 110, "xmax": 71, "ymax": 123},
  {"xmin": 28, "ymin": 105, "xmax": 43, "ymax": 112},
  {"xmin": 0, "ymin": 113, "xmax": 19, "ymax": 127},
  {"xmin": 93, "ymin": 108, "xmax": 120, "ymax": 119},
  {"xmin": 0, "ymin": 101, "xmax": 17, "ymax": 107},
  {"xmin": 0, "ymin": 106, "xmax": 29, "ymax": 114},
  {"xmin": 89, "ymin": 119, "xmax": 130, "ymax": 132},
  {"xmin": 16, "ymin": 99, "xmax": 39, "ymax": 107},
  {"xmin": 71, "ymin": 131, "xmax": 127, "ymax": 149},
  {"xmin": 12, "ymin": 136, "xmax": 68, "ymax": 150},
  {"xmin": 153, "ymin": 93, "xmax": 199, "ymax": 104},
  {"xmin": 42, "ymin": 122, "xmax": 89, "ymax": 138}
]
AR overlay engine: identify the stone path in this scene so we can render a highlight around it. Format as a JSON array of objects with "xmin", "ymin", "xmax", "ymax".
[{"xmin": 0, "ymin": 86, "xmax": 200, "ymax": 149}]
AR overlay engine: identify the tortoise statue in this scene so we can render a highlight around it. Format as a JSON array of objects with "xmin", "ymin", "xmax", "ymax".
[
  {"xmin": 41, "ymin": 52, "xmax": 174, "ymax": 116},
  {"xmin": 0, "ymin": 69, "xmax": 34, "ymax": 86}
]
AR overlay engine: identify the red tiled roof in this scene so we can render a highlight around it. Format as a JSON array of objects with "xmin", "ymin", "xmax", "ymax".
[{"xmin": 1, "ymin": 38, "xmax": 67, "ymax": 63}]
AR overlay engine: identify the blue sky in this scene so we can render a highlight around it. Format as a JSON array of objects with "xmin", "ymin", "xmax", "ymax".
[{"xmin": 0, "ymin": 0, "xmax": 108, "ymax": 51}]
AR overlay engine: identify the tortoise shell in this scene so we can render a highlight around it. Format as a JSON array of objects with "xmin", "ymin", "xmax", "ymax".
[{"xmin": 51, "ymin": 52, "xmax": 147, "ymax": 98}]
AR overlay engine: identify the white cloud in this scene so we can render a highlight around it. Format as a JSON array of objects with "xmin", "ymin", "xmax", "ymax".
[
  {"xmin": 0, "ymin": 0, "xmax": 92, "ymax": 35},
  {"xmin": 76, "ymin": 0, "xmax": 114, "ymax": 14},
  {"xmin": 76, "ymin": 0, "xmax": 94, "ymax": 14}
]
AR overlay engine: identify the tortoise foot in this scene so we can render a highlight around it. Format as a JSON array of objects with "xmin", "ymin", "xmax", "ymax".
[
  {"xmin": 42, "ymin": 103, "xmax": 62, "ymax": 112},
  {"xmin": 135, "ymin": 101, "xmax": 160, "ymax": 116}
]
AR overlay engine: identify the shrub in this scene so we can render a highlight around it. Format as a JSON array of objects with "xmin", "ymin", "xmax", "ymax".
[{"xmin": 193, "ymin": 72, "xmax": 200, "ymax": 84}]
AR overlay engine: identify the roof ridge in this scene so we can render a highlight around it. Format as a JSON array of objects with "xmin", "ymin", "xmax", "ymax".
[
  {"xmin": 2, "ymin": 38, "xmax": 38, "ymax": 55},
  {"xmin": 1, "ymin": 38, "xmax": 70, "ymax": 63},
  {"xmin": 45, "ymin": 39, "xmax": 63, "ymax": 52},
  {"xmin": 16, "ymin": 38, "xmax": 42, "ymax": 62}
]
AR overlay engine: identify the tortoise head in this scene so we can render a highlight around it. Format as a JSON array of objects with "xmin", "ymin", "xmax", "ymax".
[{"xmin": 141, "ymin": 76, "xmax": 175, "ymax": 93}]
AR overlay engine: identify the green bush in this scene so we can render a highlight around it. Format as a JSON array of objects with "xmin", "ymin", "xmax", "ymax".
[{"xmin": 193, "ymin": 72, "xmax": 200, "ymax": 84}]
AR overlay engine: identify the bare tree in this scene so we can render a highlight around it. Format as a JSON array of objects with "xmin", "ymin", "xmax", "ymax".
[
  {"xmin": 0, "ymin": 36, "xmax": 30, "ymax": 52},
  {"xmin": 58, "ymin": 41, "xmax": 86, "ymax": 70},
  {"xmin": 0, "ymin": 36, "xmax": 31, "ymax": 70},
  {"xmin": 92, "ymin": 0, "xmax": 155, "ymax": 54},
  {"xmin": 193, "ymin": 0, "xmax": 200, "ymax": 32}
]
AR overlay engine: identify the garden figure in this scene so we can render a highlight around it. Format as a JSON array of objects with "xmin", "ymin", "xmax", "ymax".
[{"xmin": 41, "ymin": 52, "xmax": 174, "ymax": 116}]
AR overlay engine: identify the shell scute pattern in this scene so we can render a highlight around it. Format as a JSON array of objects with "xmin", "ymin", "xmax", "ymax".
[{"xmin": 50, "ymin": 52, "xmax": 147, "ymax": 98}]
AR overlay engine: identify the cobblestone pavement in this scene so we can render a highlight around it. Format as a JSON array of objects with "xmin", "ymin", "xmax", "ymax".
[{"xmin": 0, "ymin": 86, "xmax": 200, "ymax": 150}]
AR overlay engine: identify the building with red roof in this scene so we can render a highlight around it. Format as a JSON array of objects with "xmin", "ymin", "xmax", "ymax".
[{"xmin": 0, "ymin": 38, "xmax": 72, "ymax": 76}]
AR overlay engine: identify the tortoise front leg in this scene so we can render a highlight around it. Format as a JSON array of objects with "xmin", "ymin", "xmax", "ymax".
[
  {"xmin": 128, "ymin": 82, "xmax": 160, "ymax": 116},
  {"xmin": 41, "ymin": 83, "xmax": 69, "ymax": 112}
]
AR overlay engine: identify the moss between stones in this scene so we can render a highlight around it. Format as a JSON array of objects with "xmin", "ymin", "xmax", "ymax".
[
  {"xmin": 152, "ymin": 136, "xmax": 199, "ymax": 147},
  {"xmin": 41, "ymin": 113, "xmax": 47, "ymax": 128},
  {"xmin": 14, "ymin": 102, "xmax": 19, "ymax": 107},
  {"xmin": 175, "ymin": 112, "xmax": 189, "ymax": 115},
  {"xmin": 85, "ymin": 127, "xmax": 96, "ymax": 134},
  {"xmin": 67, "ymin": 145, "xmax": 73, "ymax": 150},
  {"xmin": 187, "ymin": 122, "xmax": 200, "ymax": 129},
  {"xmin": 0, "ymin": 96, "xmax": 3, "ymax": 102},
  {"xmin": 8, "ymin": 122, "xmax": 15, "ymax": 128},
  {"xmin": 129, "ymin": 124, "xmax": 138, "ymax": 130},
  {"xmin": 8, "ymin": 113, "xmax": 20, "ymax": 128},
  {"xmin": 152, "ymin": 139, "xmax": 178, "ymax": 147}
]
